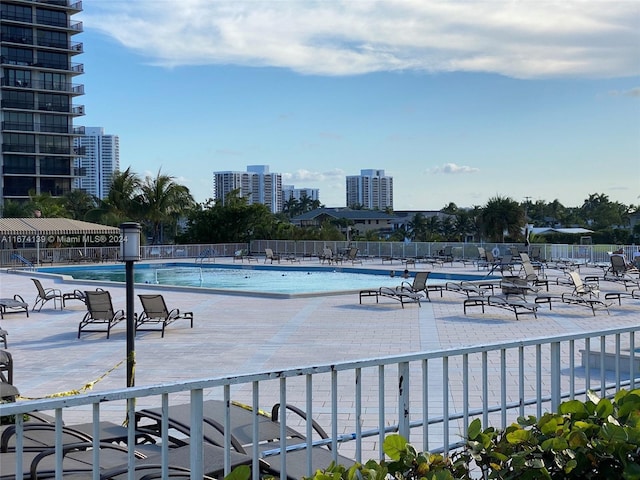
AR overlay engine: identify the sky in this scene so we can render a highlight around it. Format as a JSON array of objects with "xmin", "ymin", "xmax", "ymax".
[{"xmin": 77, "ymin": 0, "xmax": 640, "ymax": 210}]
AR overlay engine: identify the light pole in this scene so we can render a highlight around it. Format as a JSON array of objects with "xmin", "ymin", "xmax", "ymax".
[{"xmin": 120, "ymin": 222, "xmax": 141, "ymax": 388}]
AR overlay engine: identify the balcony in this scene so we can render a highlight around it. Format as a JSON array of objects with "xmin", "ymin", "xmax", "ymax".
[
  {"xmin": 2, "ymin": 121, "xmax": 35, "ymax": 132},
  {"xmin": 71, "ymin": 104, "xmax": 84, "ymax": 116}
]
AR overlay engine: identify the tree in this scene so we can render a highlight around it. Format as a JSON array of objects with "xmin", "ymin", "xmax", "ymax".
[
  {"xmin": 102, "ymin": 167, "xmax": 141, "ymax": 222},
  {"xmin": 481, "ymin": 196, "xmax": 525, "ymax": 242},
  {"xmin": 63, "ymin": 190, "xmax": 98, "ymax": 220},
  {"xmin": 407, "ymin": 213, "xmax": 428, "ymax": 241},
  {"xmin": 0, "ymin": 200, "xmax": 31, "ymax": 218},
  {"xmin": 138, "ymin": 169, "xmax": 195, "ymax": 244}
]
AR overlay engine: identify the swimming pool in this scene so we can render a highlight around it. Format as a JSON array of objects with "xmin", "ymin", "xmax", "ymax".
[{"xmin": 39, "ymin": 263, "xmax": 491, "ymax": 297}]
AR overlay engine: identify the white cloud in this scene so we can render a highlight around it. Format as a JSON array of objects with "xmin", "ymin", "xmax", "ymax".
[
  {"xmin": 82, "ymin": 0, "xmax": 639, "ymax": 79},
  {"xmin": 609, "ymin": 87, "xmax": 640, "ymax": 97},
  {"xmin": 282, "ymin": 168, "xmax": 345, "ymax": 183},
  {"xmin": 430, "ymin": 163, "xmax": 480, "ymax": 174}
]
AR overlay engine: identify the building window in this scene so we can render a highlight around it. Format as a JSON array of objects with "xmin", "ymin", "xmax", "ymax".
[
  {"xmin": 40, "ymin": 177, "xmax": 71, "ymax": 196},
  {"xmin": 0, "ymin": 4, "xmax": 31, "ymax": 23},
  {"xmin": 4, "ymin": 68, "xmax": 31, "ymax": 88},
  {"xmin": 40, "ymin": 72, "xmax": 68, "ymax": 91},
  {"xmin": 2, "ymin": 177, "xmax": 36, "ymax": 197},
  {"xmin": 36, "ymin": 8, "xmax": 67, "ymax": 28},
  {"xmin": 1, "ymin": 25, "xmax": 33, "ymax": 44},
  {"xmin": 1, "ymin": 46, "xmax": 33, "ymax": 66},
  {"xmin": 39, "ymin": 135, "xmax": 70, "ymax": 154},
  {"xmin": 39, "ymin": 114, "xmax": 68, "ymax": 133},
  {"xmin": 37, "ymin": 29, "xmax": 68, "ymax": 49},
  {"xmin": 3, "ymin": 111, "xmax": 33, "ymax": 131},
  {"xmin": 3, "ymin": 133, "xmax": 35, "ymax": 153},
  {"xmin": 38, "ymin": 93, "xmax": 69, "ymax": 112},
  {"xmin": 3, "ymin": 155, "xmax": 36, "ymax": 174},
  {"xmin": 41, "ymin": 156, "xmax": 71, "ymax": 175},
  {"xmin": 36, "ymin": 51, "xmax": 68, "ymax": 70}
]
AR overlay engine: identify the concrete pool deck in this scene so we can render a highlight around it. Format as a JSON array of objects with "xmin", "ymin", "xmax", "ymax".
[{"xmin": 1, "ymin": 257, "xmax": 639, "ymax": 439}]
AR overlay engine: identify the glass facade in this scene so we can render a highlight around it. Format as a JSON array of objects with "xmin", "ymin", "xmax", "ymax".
[{"xmin": 1, "ymin": 0, "xmax": 84, "ymax": 205}]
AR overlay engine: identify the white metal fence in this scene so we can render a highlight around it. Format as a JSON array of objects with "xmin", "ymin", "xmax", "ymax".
[
  {"xmin": 2, "ymin": 325, "xmax": 638, "ymax": 479},
  {"xmin": 1, "ymin": 241, "xmax": 635, "ymax": 267}
]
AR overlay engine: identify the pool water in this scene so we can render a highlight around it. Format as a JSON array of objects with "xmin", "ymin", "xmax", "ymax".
[{"xmin": 42, "ymin": 264, "xmax": 424, "ymax": 295}]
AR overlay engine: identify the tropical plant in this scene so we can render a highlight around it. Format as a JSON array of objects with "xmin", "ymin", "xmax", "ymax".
[
  {"xmin": 137, "ymin": 169, "xmax": 195, "ymax": 244},
  {"xmin": 481, "ymin": 196, "xmax": 525, "ymax": 242},
  {"xmin": 304, "ymin": 389, "xmax": 640, "ymax": 480}
]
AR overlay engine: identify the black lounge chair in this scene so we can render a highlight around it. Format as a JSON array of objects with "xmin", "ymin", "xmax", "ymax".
[
  {"xmin": 136, "ymin": 294, "xmax": 194, "ymax": 338},
  {"xmin": 135, "ymin": 399, "xmax": 355, "ymax": 479},
  {"xmin": 78, "ymin": 290, "xmax": 125, "ymax": 339},
  {"xmin": 31, "ymin": 278, "xmax": 63, "ymax": 312},
  {"xmin": 0, "ymin": 295, "xmax": 29, "ymax": 320}
]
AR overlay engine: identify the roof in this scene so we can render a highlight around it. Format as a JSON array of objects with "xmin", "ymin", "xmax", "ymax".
[
  {"xmin": 0, "ymin": 218, "xmax": 121, "ymax": 237},
  {"xmin": 292, "ymin": 208, "xmax": 397, "ymax": 221},
  {"xmin": 530, "ymin": 227, "xmax": 594, "ymax": 235}
]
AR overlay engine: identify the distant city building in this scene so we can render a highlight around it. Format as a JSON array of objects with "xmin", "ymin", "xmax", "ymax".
[
  {"xmin": 213, "ymin": 165, "xmax": 283, "ymax": 212},
  {"xmin": 282, "ymin": 185, "xmax": 320, "ymax": 202},
  {"xmin": 73, "ymin": 127, "xmax": 119, "ymax": 199},
  {"xmin": 346, "ymin": 169, "xmax": 393, "ymax": 210},
  {"xmin": 0, "ymin": 0, "xmax": 85, "ymax": 208}
]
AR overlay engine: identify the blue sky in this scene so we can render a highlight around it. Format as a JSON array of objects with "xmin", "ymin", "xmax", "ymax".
[{"xmin": 77, "ymin": 1, "xmax": 640, "ymax": 210}]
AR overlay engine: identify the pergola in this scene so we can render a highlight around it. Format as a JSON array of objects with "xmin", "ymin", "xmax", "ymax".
[{"xmin": 0, "ymin": 218, "xmax": 121, "ymax": 262}]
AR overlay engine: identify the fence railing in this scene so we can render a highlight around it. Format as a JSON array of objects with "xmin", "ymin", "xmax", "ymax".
[
  {"xmin": 0, "ymin": 241, "xmax": 634, "ymax": 267},
  {"xmin": 2, "ymin": 326, "xmax": 638, "ymax": 479}
]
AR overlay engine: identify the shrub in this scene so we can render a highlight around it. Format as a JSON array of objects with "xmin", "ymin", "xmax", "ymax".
[{"xmin": 305, "ymin": 389, "xmax": 640, "ymax": 480}]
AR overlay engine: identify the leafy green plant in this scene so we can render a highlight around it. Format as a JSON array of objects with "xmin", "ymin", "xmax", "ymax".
[
  {"xmin": 234, "ymin": 389, "xmax": 640, "ymax": 480},
  {"xmin": 467, "ymin": 389, "xmax": 640, "ymax": 479}
]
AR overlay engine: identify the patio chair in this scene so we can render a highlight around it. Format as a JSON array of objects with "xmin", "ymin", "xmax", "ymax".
[
  {"xmin": 0, "ymin": 295, "xmax": 29, "ymax": 320},
  {"xmin": 264, "ymin": 248, "xmax": 281, "ymax": 264},
  {"xmin": 31, "ymin": 278, "xmax": 63, "ymax": 311},
  {"xmin": 559, "ymin": 272, "xmax": 612, "ymax": 316},
  {"xmin": 135, "ymin": 399, "xmax": 354, "ymax": 480},
  {"xmin": 0, "ymin": 350, "xmax": 12, "ymax": 384},
  {"xmin": 78, "ymin": 290, "xmax": 125, "ymax": 339},
  {"xmin": 345, "ymin": 247, "xmax": 363, "ymax": 265},
  {"xmin": 136, "ymin": 294, "xmax": 194, "ymax": 338},
  {"xmin": 397, "ymin": 271, "xmax": 431, "ymax": 301},
  {"xmin": 605, "ymin": 254, "xmax": 640, "ymax": 281}
]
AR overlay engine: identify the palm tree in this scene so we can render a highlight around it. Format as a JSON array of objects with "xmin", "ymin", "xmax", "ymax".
[
  {"xmin": 408, "ymin": 213, "xmax": 428, "ymax": 241},
  {"xmin": 106, "ymin": 167, "xmax": 142, "ymax": 220},
  {"xmin": 481, "ymin": 195, "xmax": 525, "ymax": 242},
  {"xmin": 138, "ymin": 169, "xmax": 195, "ymax": 244},
  {"xmin": 63, "ymin": 190, "xmax": 98, "ymax": 220}
]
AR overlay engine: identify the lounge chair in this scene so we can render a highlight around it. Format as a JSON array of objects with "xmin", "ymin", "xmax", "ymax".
[
  {"xmin": 78, "ymin": 290, "xmax": 125, "ymax": 339},
  {"xmin": 445, "ymin": 280, "xmax": 496, "ymax": 297},
  {"xmin": 0, "ymin": 350, "xmax": 12, "ymax": 384},
  {"xmin": 345, "ymin": 247, "xmax": 363, "ymax": 265},
  {"xmin": 31, "ymin": 278, "xmax": 63, "ymax": 311},
  {"xmin": 0, "ymin": 295, "xmax": 29, "ymax": 319},
  {"xmin": 136, "ymin": 294, "xmax": 194, "ymax": 337},
  {"xmin": 359, "ymin": 287, "xmax": 423, "ymax": 308},
  {"xmin": 28, "ymin": 441, "xmax": 250, "ymax": 480},
  {"xmin": 264, "ymin": 248, "xmax": 281, "ymax": 264},
  {"xmin": 605, "ymin": 254, "xmax": 640, "ymax": 283},
  {"xmin": 397, "ymin": 271, "xmax": 431, "ymax": 301},
  {"xmin": 558, "ymin": 272, "xmax": 612, "ymax": 316},
  {"xmin": 500, "ymin": 260, "xmax": 547, "ymax": 296},
  {"xmin": 135, "ymin": 399, "xmax": 354, "ymax": 480},
  {"xmin": 463, "ymin": 294, "xmax": 538, "ymax": 320}
]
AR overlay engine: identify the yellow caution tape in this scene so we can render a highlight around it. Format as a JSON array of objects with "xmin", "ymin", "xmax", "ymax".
[{"xmin": 17, "ymin": 359, "xmax": 125, "ymax": 401}]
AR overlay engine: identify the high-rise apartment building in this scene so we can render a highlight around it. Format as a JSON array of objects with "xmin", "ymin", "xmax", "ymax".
[
  {"xmin": 346, "ymin": 169, "xmax": 393, "ymax": 210},
  {"xmin": 1, "ymin": 0, "xmax": 85, "ymax": 210},
  {"xmin": 73, "ymin": 127, "xmax": 119, "ymax": 199},
  {"xmin": 282, "ymin": 185, "xmax": 320, "ymax": 203},
  {"xmin": 213, "ymin": 165, "xmax": 283, "ymax": 213}
]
